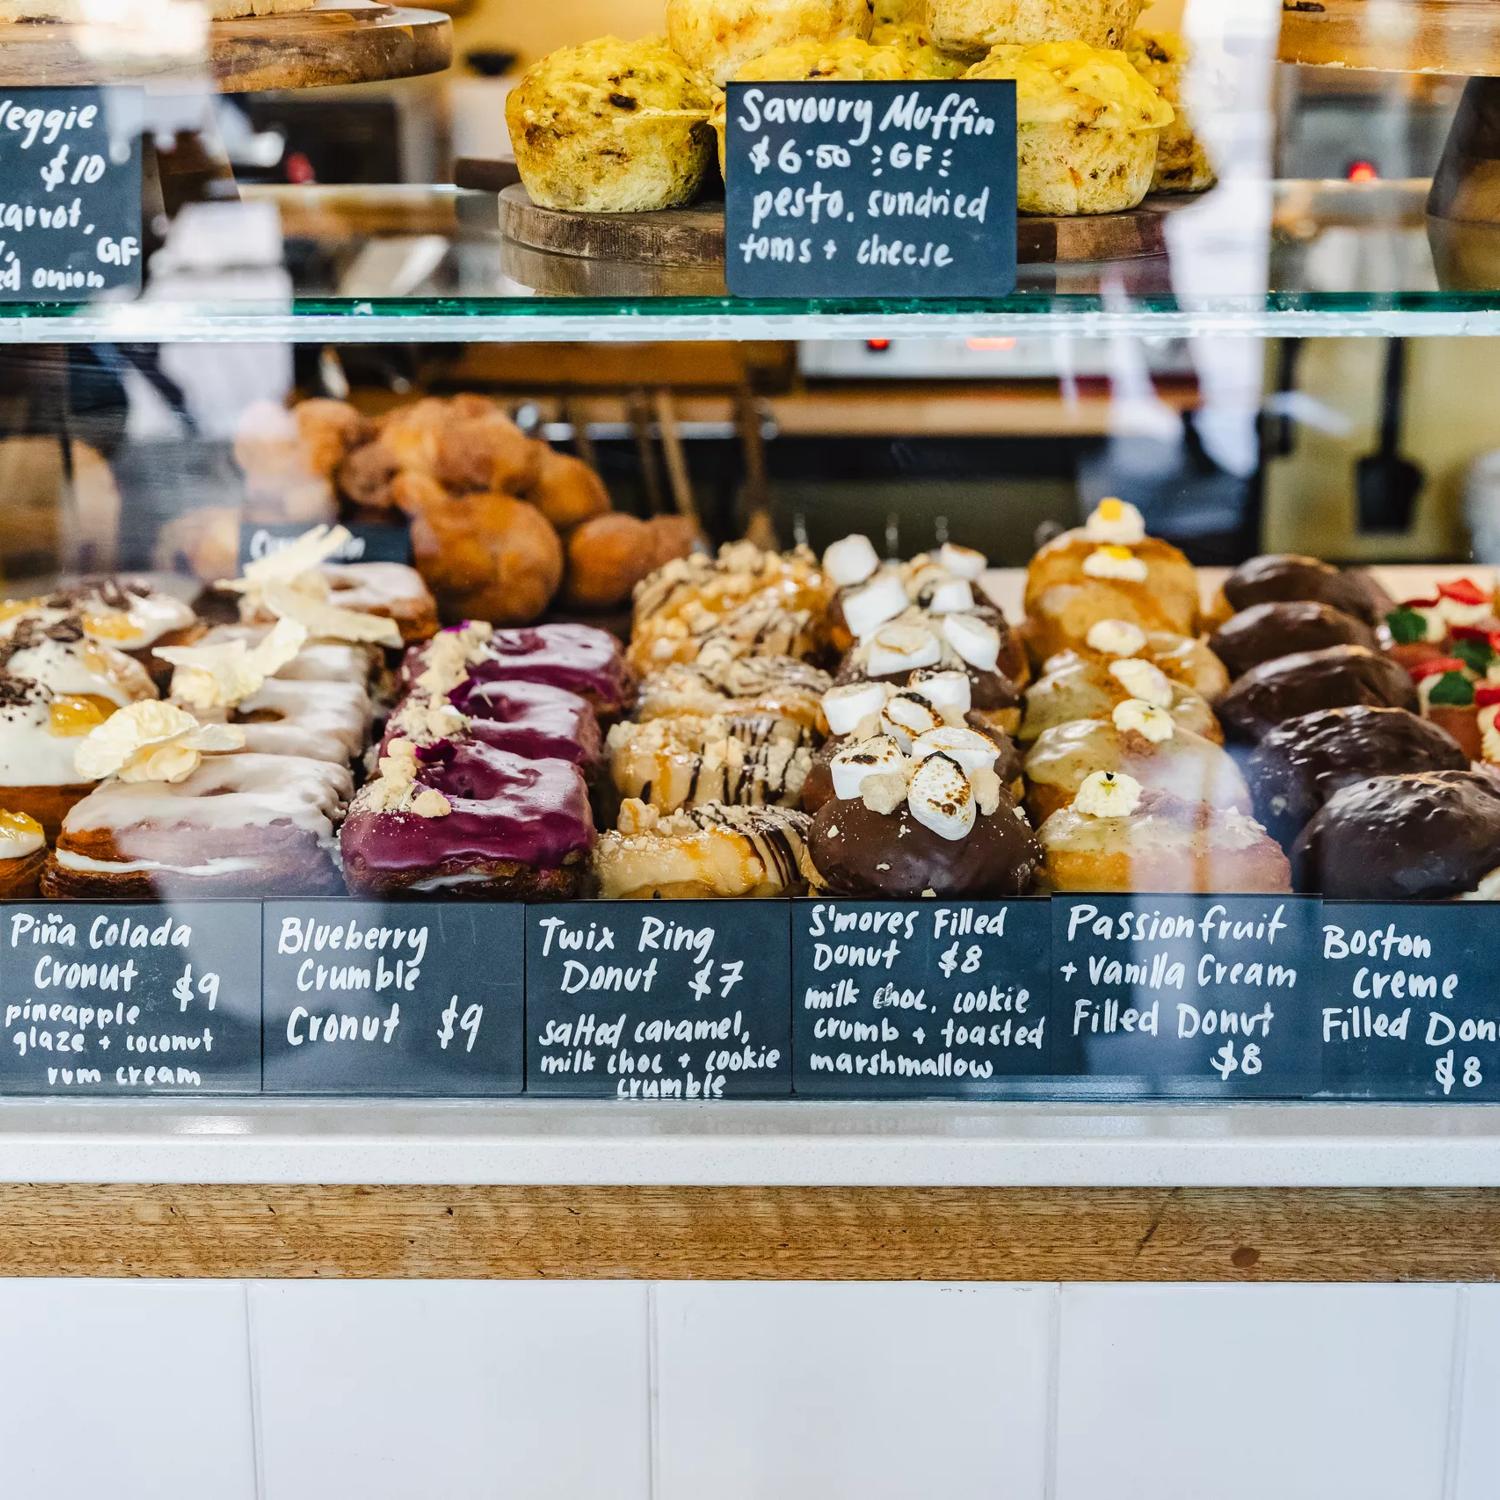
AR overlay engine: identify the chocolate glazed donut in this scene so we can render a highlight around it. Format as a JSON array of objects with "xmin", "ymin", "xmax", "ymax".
[
  {"xmin": 808, "ymin": 795, "xmax": 1042, "ymax": 898},
  {"xmin": 1209, "ymin": 601, "xmax": 1377, "ymax": 682},
  {"xmin": 1292, "ymin": 769, "xmax": 1500, "ymax": 898},
  {"xmin": 1216, "ymin": 645, "xmax": 1417, "ymax": 743},
  {"xmin": 1220, "ymin": 554, "xmax": 1395, "ymax": 627},
  {"xmin": 1246, "ymin": 705, "xmax": 1468, "ymax": 846}
]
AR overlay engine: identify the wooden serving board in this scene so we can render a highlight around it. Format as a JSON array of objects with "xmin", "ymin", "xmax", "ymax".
[
  {"xmin": 0, "ymin": 0, "xmax": 451, "ymax": 91},
  {"xmin": 1279, "ymin": 0, "xmax": 1500, "ymax": 76},
  {"xmin": 496, "ymin": 183, "xmax": 1177, "ymax": 296}
]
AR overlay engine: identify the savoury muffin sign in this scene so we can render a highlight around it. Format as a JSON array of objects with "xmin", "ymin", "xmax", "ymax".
[{"xmin": 723, "ymin": 78, "xmax": 1018, "ymax": 297}]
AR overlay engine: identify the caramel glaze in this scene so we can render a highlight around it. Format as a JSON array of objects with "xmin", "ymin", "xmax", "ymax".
[
  {"xmin": 808, "ymin": 793, "xmax": 1041, "ymax": 898},
  {"xmin": 1292, "ymin": 768, "xmax": 1500, "ymax": 899},
  {"xmin": 1220, "ymin": 554, "xmax": 1394, "ymax": 627},
  {"xmin": 1246, "ymin": 705, "xmax": 1468, "ymax": 847},
  {"xmin": 1217, "ymin": 645, "xmax": 1417, "ymax": 743},
  {"xmin": 1209, "ymin": 601, "xmax": 1377, "ymax": 683}
]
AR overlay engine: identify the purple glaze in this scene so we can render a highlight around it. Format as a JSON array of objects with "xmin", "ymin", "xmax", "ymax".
[
  {"xmin": 400, "ymin": 623, "xmax": 630, "ymax": 710},
  {"xmin": 382, "ymin": 679, "xmax": 602, "ymax": 766},
  {"xmin": 341, "ymin": 739, "xmax": 594, "ymax": 875}
]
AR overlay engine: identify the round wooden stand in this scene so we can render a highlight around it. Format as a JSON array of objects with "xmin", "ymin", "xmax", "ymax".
[
  {"xmin": 0, "ymin": 0, "xmax": 451, "ymax": 92},
  {"xmin": 497, "ymin": 183, "xmax": 1177, "ymax": 295}
]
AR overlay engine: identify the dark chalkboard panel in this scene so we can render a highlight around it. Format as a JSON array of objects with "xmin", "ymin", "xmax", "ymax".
[
  {"xmin": 0, "ymin": 901, "xmax": 260, "ymax": 1094},
  {"xmin": 792, "ymin": 898, "xmax": 1052, "ymax": 1097},
  {"xmin": 526, "ymin": 901, "xmax": 791, "ymax": 1098},
  {"xmin": 723, "ymin": 81, "xmax": 1016, "ymax": 299},
  {"xmin": 1318, "ymin": 901, "xmax": 1500, "ymax": 1100},
  {"xmin": 0, "ymin": 89, "xmax": 142, "ymax": 301},
  {"xmin": 262, "ymin": 901, "xmax": 523, "ymax": 1096},
  {"xmin": 1049, "ymin": 894, "xmax": 1324, "ymax": 1098},
  {"xmin": 238, "ymin": 521, "xmax": 412, "ymax": 568}
]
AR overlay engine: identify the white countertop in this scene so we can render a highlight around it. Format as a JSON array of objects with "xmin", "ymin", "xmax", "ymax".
[{"xmin": 2, "ymin": 1099, "xmax": 1499, "ymax": 1187}]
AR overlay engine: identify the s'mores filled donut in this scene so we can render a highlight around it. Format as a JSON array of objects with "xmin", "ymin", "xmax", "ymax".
[
  {"xmin": 1022, "ymin": 705, "xmax": 1250, "ymax": 824},
  {"xmin": 836, "ymin": 609, "xmax": 1024, "ymax": 734},
  {"xmin": 42, "ymin": 703, "xmax": 349, "ymax": 898},
  {"xmin": 803, "ymin": 671, "xmax": 1023, "ymax": 815},
  {"xmin": 404, "ymin": 620, "xmax": 634, "ymax": 718},
  {"xmin": 805, "ymin": 730, "xmax": 1041, "ymax": 897},
  {"xmin": 1038, "ymin": 772, "xmax": 1290, "ymax": 894},
  {"xmin": 593, "ymin": 799, "xmax": 812, "ymax": 899},
  {"xmin": 340, "ymin": 738, "xmax": 594, "ymax": 900},
  {"xmin": 1023, "ymin": 498, "xmax": 1199, "ymax": 662}
]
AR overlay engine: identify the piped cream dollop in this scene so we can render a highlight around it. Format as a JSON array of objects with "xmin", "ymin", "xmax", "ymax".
[
  {"xmin": 1085, "ymin": 618, "xmax": 1147, "ymax": 657},
  {"xmin": 1108, "ymin": 657, "xmax": 1173, "ymax": 708},
  {"xmin": 1112, "ymin": 698, "xmax": 1174, "ymax": 742},
  {"xmin": 1082, "ymin": 497, "xmax": 1146, "ymax": 545},
  {"xmin": 1074, "ymin": 769, "xmax": 1143, "ymax": 818},
  {"xmin": 1082, "ymin": 545, "xmax": 1149, "ymax": 584}
]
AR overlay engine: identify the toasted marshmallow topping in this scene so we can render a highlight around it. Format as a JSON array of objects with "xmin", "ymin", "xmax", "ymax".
[
  {"xmin": 74, "ymin": 701, "xmax": 244, "ymax": 785},
  {"xmin": 1108, "ymin": 657, "xmax": 1173, "ymax": 708},
  {"xmin": 823, "ymin": 534, "xmax": 881, "ymax": 588},
  {"xmin": 907, "ymin": 752, "xmax": 976, "ymax": 841},
  {"xmin": 911, "ymin": 724, "xmax": 999, "ymax": 775},
  {"xmin": 1085, "ymin": 618, "xmax": 1147, "ymax": 657},
  {"xmin": 1112, "ymin": 698, "xmax": 1174, "ymax": 742},
  {"xmin": 822, "ymin": 680, "xmax": 891, "ymax": 737},
  {"xmin": 937, "ymin": 542, "xmax": 986, "ymax": 579},
  {"xmin": 867, "ymin": 622, "xmax": 942, "ymax": 678},
  {"xmin": 1082, "ymin": 545, "xmax": 1149, "ymax": 583},
  {"xmin": 1082, "ymin": 498, "xmax": 1146, "ymax": 545},
  {"xmin": 909, "ymin": 669, "xmax": 971, "ymax": 718},
  {"xmin": 1074, "ymin": 769, "xmax": 1144, "ymax": 818},
  {"xmin": 162, "ymin": 618, "xmax": 308, "ymax": 710},
  {"xmin": 842, "ymin": 572, "xmax": 908, "ymax": 640},
  {"xmin": 924, "ymin": 576, "xmax": 975, "ymax": 615},
  {"xmin": 830, "ymin": 734, "xmax": 907, "ymax": 802},
  {"xmin": 879, "ymin": 690, "xmax": 945, "ymax": 749},
  {"xmin": 941, "ymin": 613, "xmax": 1001, "ymax": 673}
]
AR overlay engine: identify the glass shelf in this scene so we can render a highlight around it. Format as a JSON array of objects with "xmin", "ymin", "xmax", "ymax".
[{"xmin": 4, "ymin": 178, "xmax": 1499, "ymax": 343}]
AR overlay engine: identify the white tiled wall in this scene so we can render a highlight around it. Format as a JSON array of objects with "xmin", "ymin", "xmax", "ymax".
[{"xmin": 5, "ymin": 1278, "xmax": 1500, "ymax": 1499}]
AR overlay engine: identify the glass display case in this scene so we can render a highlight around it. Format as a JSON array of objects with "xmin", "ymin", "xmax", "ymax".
[{"xmin": 4, "ymin": 0, "xmax": 1500, "ymax": 1284}]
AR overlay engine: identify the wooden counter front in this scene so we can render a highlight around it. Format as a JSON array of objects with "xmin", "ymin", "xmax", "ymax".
[{"xmin": 2, "ymin": 1183, "xmax": 1497, "ymax": 1282}]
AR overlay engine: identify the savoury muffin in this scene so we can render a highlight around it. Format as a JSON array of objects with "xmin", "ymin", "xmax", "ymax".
[
  {"xmin": 1125, "ymin": 28, "xmax": 1214, "ymax": 193},
  {"xmin": 966, "ymin": 40, "xmax": 1173, "ymax": 214},
  {"xmin": 711, "ymin": 38, "xmax": 914, "ymax": 173},
  {"xmin": 929, "ymin": 0, "xmax": 1141, "ymax": 62},
  {"xmin": 507, "ymin": 37, "xmax": 713, "ymax": 213},
  {"xmin": 873, "ymin": 17, "xmax": 968, "ymax": 77},
  {"xmin": 668, "ymin": 0, "xmax": 872, "ymax": 88}
]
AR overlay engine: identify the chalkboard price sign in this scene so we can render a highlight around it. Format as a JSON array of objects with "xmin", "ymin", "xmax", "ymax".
[
  {"xmin": 238, "ymin": 521, "xmax": 412, "ymax": 568},
  {"xmin": 0, "ymin": 89, "xmax": 143, "ymax": 302},
  {"xmin": 1317, "ymin": 901, "xmax": 1500, "ymax": 1100},
  {"xmin": 792, "ymin": 898, "xmax": 1052, "ymax": 1097},
  {"xmin": 0, "ymin": 901, "xmax": 261, "ymax": 1094},
  {"xmin": 526, "ymin": 901, "xmax": 792, "ymax": 1098},
  {"xmin": 723, "ymin": 81, "xmax": 1017, "ymax": 299},
  {"xmin": 1050, "ymin": 894, "xmax": 1323, "ymax": 1097},
  {"xmin": 261, "ymin": 901, "xmax": 524, "ymax": 1095}
]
